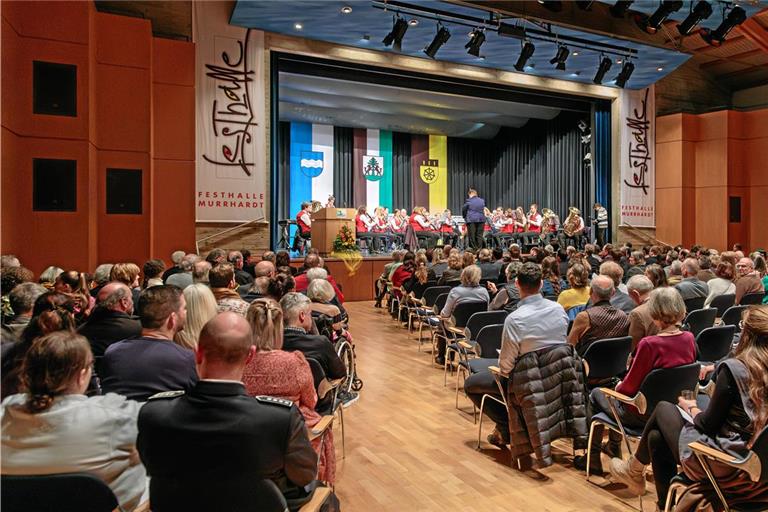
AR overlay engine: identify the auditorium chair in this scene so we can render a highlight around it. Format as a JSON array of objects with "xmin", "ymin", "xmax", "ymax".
[
  {"xmin": 721, "ymin": 305, "xmax": 749, "ymax": 328},
  {"xmin": 445, "ymin": 310, "xmax": 507, "ymax": 389},
  {"xmin": 435, "ymin": 300, "xmax": 488, "ymax": 374},
  {"xmin": 684, "ymin": 297, "xmax": 706, "ymax": 314},
  {"xmin": 739, "ymin": 292, "xmax": 765, "ymax": 306},
  {"xmin": 682, "ymin": 307, "xmax": 717, "ymax": 338},
  {"xmin": 709, "ymin": 293, "xmax": 736, "ymax": 318},
  {"xmin": 455, "ymin": 323, "xmax": 505, "ymax": 414},
  {"xmin": 663, "ymin": 425, "xmax": 768, "ymax": 512},
  {"xmin": 580, "ymin": 336, "xmax": 632, "ymax": 390},
  {"xmin": 417, "ymin": 291, "xmax": 450, "ymax": 351},
  {"xmin": 307, "ymin": 357, "xmax": 345, "ymax": 459},
  {"xmin": 1, "ymin": 472, "xmax": 129, "ymax": 512},
  {"xmin": 478, "ymin": 365, "xmax": 509, "ymax": 449},
  {"xmin": 695, "ymin": 325, "xmax": 737, "ymax": 364}
]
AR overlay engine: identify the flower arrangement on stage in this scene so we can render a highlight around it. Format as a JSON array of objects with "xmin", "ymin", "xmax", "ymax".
[{"xmin": 331, "ymin": 224, "xmax": 362, "ymax": 275}]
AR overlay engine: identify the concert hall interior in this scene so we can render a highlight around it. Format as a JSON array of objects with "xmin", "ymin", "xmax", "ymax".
[{"xmin": 2, "ymin": 1, "xmax": 768, "ymax": 512}]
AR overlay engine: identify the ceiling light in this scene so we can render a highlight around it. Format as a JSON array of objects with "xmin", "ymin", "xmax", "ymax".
[
  {"xmin": 616, "ymin": 58, "xmax": 623, "ymax": 64},
  {"xmin": 465, "ymin": 29, "xmax": 486, "ymax": 57},
  {"xmin": 593, "ymin": 56, "xmax": 613, "ymax": 84},
  {"xmin": 423, "ymin": 24, "xmax": 451, "ymax": 59},
  {"xmin": 610, "ymin": 1, "xmax": 634, "ymax": 18},
  {"xmin": 550, "ymin": 44, "xmax": 570, "ymax": 71},
  {"xmin": 640, "ymin": 1, "xmax": 683, "ymax": 34},
  {"xmin": 700, "ymin": 5, "xmax": 747, "ymax": 46},
  {"xmin": 657, "ymin": 66, "xmax": 664, "ymax": 71},
  {"xmin": 572, "ymin": 51, "xmax": 580, "ymax": 56},
  {"xmin": 341, "ymin": 6, "xmax": 352, "ymax": 14},
  {"xmin": 408, "ymin": 19, "xmax": 419, "ymax": 26},
  {"xmin": 514, "ymin": 40, "xmax": 536, "ymax": 72},
  {"xmin": 294, "ymin": 23, "xmax": 303, "ymax": 30},
  {"xmin": 677, "ymin": 1, "xmax": 713, "ymax": 36},
  {"xmin": 614, "ymin": 60, "xmax": 635, "ymax": 88},
  {"xmin": 382, "ymin": 15, "xmax": 409, "ymax": 51}
]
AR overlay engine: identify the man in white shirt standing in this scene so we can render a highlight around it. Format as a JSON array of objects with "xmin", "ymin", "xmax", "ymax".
[
  {"xmin": 593, "ymin": 202, "xmax": 608, "ymax": 247},
  {"xmin": 464, "ymin": 262, "xmax": 568, "ymax": 447}
]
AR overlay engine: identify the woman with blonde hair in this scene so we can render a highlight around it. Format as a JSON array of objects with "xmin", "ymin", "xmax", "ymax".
[
  {"xmin": 110, "ymin": 263, "xmax": 141, "ymax": 305},
  {"xmin": 438, "ymin": 250, "xmax": 463, "ymax": 285},
  {"xmin": 557, "ymin": 263, "xmax": 591, "ymax": 312},
  {"xmin": 610, "ymin": 305, "xmax": 768, "ymax": 509},
  {"xmin": 242, "ymin": 298, "xmax": 336, "ymax": 483},
  {"xmin": 175, "ymin": 284, "xmax": 218, "ymax": 350}
]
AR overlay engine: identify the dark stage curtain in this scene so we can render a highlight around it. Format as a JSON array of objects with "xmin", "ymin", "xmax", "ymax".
[
  {"xmin": 278, "ymin": 121, "xmax": 291, "ymax": 222},
  {"xmin": 333, "ymin": 126, "xmax": 354, "ymax": 208},
  {"xmin": 594, "ymin": 104, "xmax": 612, "ymax": 241},
  {"xmin": 392, "ymin": 131, "xmax": 412, "ymax": 213},
  {"xmin": 447, "ymin": 111, "xmax": 590, "ymax": 222}
]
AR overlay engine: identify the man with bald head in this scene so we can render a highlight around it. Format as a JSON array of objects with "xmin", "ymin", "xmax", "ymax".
[
  {"xmin": 254, "ymin": 259, "xmax": 276, "ymax": 278},
  {"xmin": 735, "ymin": 257, "xmax": 764, "ymax": 304},
  {"xmin": 567, "ymin": 274, "xmax": 630, "ymax": 355},
  {"xmin": 137, "ymin": 313, "xmax": 321, "ymax": 511},
  {"xmin": 674, "ymin": 257, "xmax": 709, "ymax": 301},
  {"xmin": 78, "ymin": 281, "xmax": 142, "ymax": 358}
]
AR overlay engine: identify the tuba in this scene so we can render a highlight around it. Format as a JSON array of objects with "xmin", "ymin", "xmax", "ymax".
[
  {"xmin": 563, "ymin": 207, "xmax": 581, "ymax": 237},
  {"xmin": 540, "ymin": 208, "xmax": 556, "ymax": 240}
]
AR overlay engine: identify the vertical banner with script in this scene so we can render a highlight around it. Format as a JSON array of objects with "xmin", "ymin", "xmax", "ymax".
[
  {"xmin": 194, "ymin": 2, "xmax": 266, "ymax": 222},
  {"xmin": 619, "ymin": 85, "xmax": 655, "ymax": 228}
]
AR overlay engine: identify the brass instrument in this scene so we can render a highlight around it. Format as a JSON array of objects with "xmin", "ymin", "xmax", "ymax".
[
  {"xmin": 310, "ymin": 200, "xmax": 323, "ymax": 213},
  {"xmin": 563, "ymin": 207, "xmax": 582, "ymax": 237},
  {"xmin": 540, "ymin": 208, "xmax": 559, "ymax": 239}
]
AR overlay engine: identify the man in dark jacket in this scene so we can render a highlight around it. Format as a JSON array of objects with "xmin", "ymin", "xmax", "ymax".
[
  {"xmin": 462, "ymin": 187, "xmax": 486, "ymax": 250},
  {"xmin": 137, "ymin": 313, "xmax": 324, "ymax": 511},
  {"xmin": 79, "ymin": 282, "xmax": 142, "ymax": 359}
]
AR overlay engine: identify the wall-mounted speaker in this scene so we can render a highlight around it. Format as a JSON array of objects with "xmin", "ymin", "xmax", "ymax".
[
  {"xmin": 729, "ymin": 196, "xmax": 741, "ymax": 223},
  {"xmin": 33, "ymin": 60, "xmax": 77, "ymax": 117},
  {"xmin": 33, "ymin": 158, "xmax": 77, "ymax": 211},
  {"xmin": 106, "ymin": 168, "xmax": 142, "ymax": 214}
]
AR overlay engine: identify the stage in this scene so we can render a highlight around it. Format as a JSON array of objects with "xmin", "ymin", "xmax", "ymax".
[{"xmin": 292, "ymin": 255, "xmax": 390, "ymax": 302}]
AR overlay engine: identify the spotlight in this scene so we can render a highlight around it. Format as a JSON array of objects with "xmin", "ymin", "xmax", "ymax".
[
  {"xmin": 408, "ymin": 19, "xmax": 419, "ymax": 26},
  {"xmin": 593, "ymin": 56, "xmax": 612, "ymax": 84},
  {"xmin": 549, "ymin": 45, "xmax": 570, "ymax": 71},
  {"xmin": 677, "ymin": 1, "xmax": 713, "ymax": 36},
  {"xmin": 341, "ymin": 5, "xmax": 352, "ymax": 14},
  {"xmin": 614, "ymin": 60, "xmax": 635, "ymax": 88},
  {"xmin": 423, "ymin": 24, "xmax": 451, "ymax": 59},
  {"xmin": 514, "ymin": 40, "xmax": 535, "ymax": 72},
  {"xmin": 610, "ymin": 1, "xmax": 634, "ymax": 18},
  {"xmin": 640, "ymin": 1, "xmax": 683, "ymax": 34},
  {"xmin": 294, "ymin": 23, "xmax": 303, "ymax": 30},
  {"xmin": 465, "ymin": 29, "xmax": 485, "ymax": 57},
  {"xmin": 382, "ymin": 15, "xmax": 409, "ymax": 51},
  {"xmin": 700, "ymin": 6, "xmax": 747, "ymax": 46}
]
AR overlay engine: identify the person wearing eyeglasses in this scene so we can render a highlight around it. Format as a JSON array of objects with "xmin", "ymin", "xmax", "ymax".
[{"xmin": 735, "ymin": 257, "xmax": 764, "ymax": 304}]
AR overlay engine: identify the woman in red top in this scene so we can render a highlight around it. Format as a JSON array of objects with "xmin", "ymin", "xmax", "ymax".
[
  {"xmin": 409, "ymin": 207, "xmax": 440, "ymax": 249},
  {"xmin": 575, "ymin": 287, "xmax": 696, "ymax": 475},
  {"xmin": 390, "ymin": 251, "xmax": 416, "ymax": 300}
]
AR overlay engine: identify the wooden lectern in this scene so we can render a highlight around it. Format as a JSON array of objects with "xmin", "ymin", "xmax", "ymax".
[{"xmin": 310, "ymin": 208, "xmax": 357, "ymax": 255}]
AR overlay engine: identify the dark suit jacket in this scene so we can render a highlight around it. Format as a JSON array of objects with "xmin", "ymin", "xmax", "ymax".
[
  {"xmin": 78, "ymin": 308, "xmax": 142, "ymax": 358},
  {"xmin": 100, "ymin": 337, "xmax": 198, "ymax": 401},
  {"xmin": 283, "ymin": 329, "xmax": 346, "ymax": 380},
  {"xmin": 137, "ymin": 380, "xmax": 317, "ymax": 512}
]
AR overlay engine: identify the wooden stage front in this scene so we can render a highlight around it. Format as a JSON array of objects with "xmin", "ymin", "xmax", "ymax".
[{"xmin": 292, "ymin": 255, "xmax": 390, "ymax": 302}]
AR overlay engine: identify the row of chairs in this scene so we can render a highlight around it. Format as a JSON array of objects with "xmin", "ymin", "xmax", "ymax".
[{"xmin": 685, "ymin": 291, "xmax": 765, "ymax": 318}]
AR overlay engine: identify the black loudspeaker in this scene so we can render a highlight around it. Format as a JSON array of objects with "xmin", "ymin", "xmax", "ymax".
[
  {"xmin": 33, "ymin": 61, "xmax": 77, "ymax": 117},
  {"xmin": 729, "ymin": 196, "xmax": 741, "ymax": 223},
  {"xmin": 106, "ymin": 168, "xmax": 142, "ymax": 214},
  {"xmin": 33, "ymin": 158, "xmax": 77, "ymax": 211}
]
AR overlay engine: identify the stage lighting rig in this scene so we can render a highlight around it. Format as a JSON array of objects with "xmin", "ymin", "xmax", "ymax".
[
  {"xmin": 465, "ymin": 29, "xmax": 486, "ymax": 57},
  {"xmin": 382, "ymin": 15, "xmax": 409, "ymax": 51},
  {"xmin": 700, "ymin": 5, "xmax": 746, "ymax": 46},
  {"xmin": 424, "ymin": 24, "xmax": 451, "ymax": 59},
  {"xmin": 677, "ymin": 1, "xmax": 713, "ymax": 36},
  {"xmin": 514, "ymin": 40, "xmax": 536, "ymax": 72},
  {"xmin": 639, "ymin": 1, "xmax": 683, "ymax": 34},
  {"xmin": 610, "ymin": 1, "xmax": 634, "ymax": 18},
  {"xmin": 549, "ymin": 44, "xmax": 570, "ymax": 71},
  {"xmin": 614, "ymin": 60, "xmax": 635, "ymax": 88},
  {"xmin": 593, "ymin": 56, "xmax": 612, "ymax": 84}
]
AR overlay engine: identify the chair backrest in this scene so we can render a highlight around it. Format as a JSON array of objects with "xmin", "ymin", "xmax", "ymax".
[
  {"xmin": 1, "ymin": 473, "xmax": 118, "ymax": 512},
  {"xmin": 749, "ymin": 424, "xmax": 768, "ymax": 484},
  {"xmin": 305, "ymin": 356, "xmax": 326, "ymax": 392},
  {"xmin": 740, "ymin": 292, "xmax": 765, "ymax": 305},
  {"xmin": 696, "ymin": 325, "xmax": 737, "ymax": 363},
  {"xmin": 475, "ymin": 324, "xmax": 504, "ymax": 358},
  {"xmin": 581, "ymin": 336, "xmax": 632, "ymax": 381},
  {"xmin": 721, "ymin": 305, "xmax": 748, "ymax": 327},
  {"xmin": 423, "ymin": 286, "xmax": 451, "ymax": 307},
  {"xmin": 452, "ymin": 301, "xmax": 490, "ymax": 328},
  {"xmin": 683, "ymin": 296, "xmax": 706, "ymax": 314},
  {"xmin": 566, "ymin": 303, "xmax": 587, "ymax": 321},
  {"xmin": 682, "ymin": 307, "xmax": 717, "ymax": 338},
  {"xmin": 465, "ymin": 310, "xmax": 508, "ymax": 341},
  {"xmin": 709, "ymin": 294, "xmax": 735, "ymax": 317},
  {"xmin": 433, "ymin": 293, "xmax": 449, "ymax": 314},
  {"xmin": 637, "ymin": 363, "xmax": 701, "ymax": 414},
  {"xmin": 413, "ymin": 281, "xmax": 438, "ymax": 300},
  {"xmin": 150, "ymin": 477, "xmax": 289, "ymax": 512}
]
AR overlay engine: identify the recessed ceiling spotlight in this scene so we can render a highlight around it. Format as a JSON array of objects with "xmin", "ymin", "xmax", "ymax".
[
  {"xmin": 657, "ymin": 66, "xmax": 664, "ymax": 71},
  {"xmin": 341, "ymin": 5, "xmax": 352, "ymax": 14},
  {"xmin": 408, "ymin": 19, "xmax": 419, "ymax": 26},
  {"xmin": 616, "ymin": 58, "xmax": 623, "ymax": 64},
  {"xmin": 294, "ymin": 22, "xmax": 303, "ymax": 30},
  {"xmin": 572, "ymin": 51, "xmax": 580, "ymax": 56}
]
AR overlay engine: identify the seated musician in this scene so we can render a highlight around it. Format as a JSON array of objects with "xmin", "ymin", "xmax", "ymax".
[
  {"xmin": 372, "ymin": 207, "xmax": 392, "ymax": 253},
  {"xmin": 389, "ymin": 209, "xmax": 407, "ymax": 248},
  {"xmin": 355, "ymin": 206, "xmax": 384, "ymax": 253},
  {"xmin": 558, "ymin": 207, "xmax": 586, "ymax": 249},
  {"xmin": 409, "ymin": 207, "xmax": 440, "ymax": 249},
  {"xmin": 292, "ymin": 202, "xmax": 312, "ymax": 252},
  {"xmin": 482, "ymin": 208, "xmax": 501, "ymax": 249},
  {"xmin": 439, "ymin": 209, "xmax": 458, "ymax": 247},
  {"xmin": 497, "ymin": 208, "xmax": 516, "ymax": 248},
  {"xmin": 540, "ymin": 208, "xmax": 560, "ymax": 246},
  {"xmin": 512, "ymin": 207, "xmax": 528, "ymax": 244}
]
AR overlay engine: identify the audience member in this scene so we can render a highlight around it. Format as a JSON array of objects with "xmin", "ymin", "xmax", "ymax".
[
  {"xmin": 1, "ymin": 254, "xmax": 21, "ymax": 268},
  {"xmin": 403, "ymin": 254, "xmax": 437, "ymax": 299},
  {"xmin": 161, "ymin": 250, "xmax": 186, "ymax": 282},
  {"xmin": 242, "ymin": 299, "xmax": 335, "ymax": 484},
  {"xmin": 111, "ymin": 263, "xmax": 142, "ymax": 305},
  {"xmin": 90, "ymin": 263, "xmax": 114, "ymax": 298},
  {"xmin": 430, "ymin": 248, "xmax": 448, "ymax": 278},
  {"xmin": 584, "ymin": 244, "xmax": 601, "ymax": 275},
  {"xmin": 437, "ymin": 250, "xmax": 462, "ymax": 285},
  {"xmin": 204, "ymin": 248, "xmax": 227, "ymax": 267},
  {"xmin": 597, "ymin": 261, "xmax": 634, "ymax": 313},
  {"xmin": 78, "ymin": 282, "xmax": 142, "ymax": 359},
  {"xmin": 141, "ymin": 259, "xmax": 165, "ymax": 289},
  {"xmin": 704, "ymin": 261, "xmax": 736, "ymax": 308},
  {"xmin": 266, "ymin": 273, "xmax": 296, "ymax": 302},
  {"xmin": 307, "ymin": 279, "xmax": 346, "ymax": 333},
  {"xmin": 696, "ymin": 255, "xmax": 715, "ymax": 282},
  {"xmin": 227, "ymin": 250, "xmax": 254, "ymax": 286},
  {"xmin": 192, "ymin": 260, "xmax": 212, "ymax": 285},
  {"xmin": 174, "ymin": 283, "xmax": 218, "ymax": 350},
  {"xmin": 626, "ymin": 275, "xmax": 659, "ymax": 351},
  {"xmin": 487, "ymin": 261, "xmax": 522, "ymax": 312},
  {"xmin": 624, "ymin": 251, "xmax": 647, "ymax": 282},
  {"xmin": 100, "ymin": 285, "xmax": 197, "ymax": 401},
  {"xmin": 1, "ymin": 283, "xmax": 46, "ymax": 343},
  {"xmin": 165, "ymin": 254, "xmax": 197, "ymax": 289},
  {"xmin": 54, "ymin": 270, "xmax": 95, "ymax": 321},
  {"xmin": 294, "ymin": 254, "xmax": 344, "ymax": 303},
  {"xmin": 436, "ymin": 265, "xmax": 489, "ymax": 365},
  {"xmin": 645, "ymin": 263, "xmax": 669, "ymax": 288},
  {"xmin": 275, "ymin": 250, "xmax": 296, "ymax": 276},
  {"xmin": 262, "ymin": 250, "xmax": 277, "ymax": 264},
  {"xmin": 666, "ymin": 260, "xmax": 683, "ymax": 286},
  {"xmin": 465, "ymin": 262, "xmax": 567, "ymax": 447},
  {"xmin": 209, "ymin": 263, "xmax": 249, "ymax": 316},
  {"xmin": 540, "ymin": 256, "xmax": 566, "ymax": 299},
  {"xmin": 38, "ymin": 266, "xmax": 64, "ymax": 289},
  {"xmin": 1, "ymin": 331, "xmax": 146, "ymax": 511},
  {"xmin": 374, "ymin": 250, "xmax": 403, "ymax": 307},
  {"xmin": 610, "ymin": 305, "xmax": 768, "ymax": 509},
  {"xmin": 674, "ymin": 258, "xmax": 709, "ymax": 301},
  {"xmin": 735, "ymin": 257, "xmax": 764, "ymax": 304},
  {"xmin": 476, "ymin": 248, "xmax": 502, "ymax": 281},
  {"xmin": 241, "ymin": 249, "xmax": 255, "ymax": 277},
  {"xmin": 557, "ymin": 263, "xmax": 591, "ymax": 313},
  {"xmin": 568, "ymin": 275, "xmax": 629, "ymax": 355},
  {"xmin": 137, "ymin": 312, "xmax": 321, "ymax": 511},
  {"xmin": 254, "ymin": 259, "xmax": 277, "ymax": 278},
  {"xmin": 391, "ymin": 252, "xmax": 416, "ymax": 299}
]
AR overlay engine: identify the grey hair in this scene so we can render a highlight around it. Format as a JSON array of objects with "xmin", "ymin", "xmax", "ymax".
[
  {"xmin": 193, "ymin": 261, "xmax": 212, "ymax": 283},
  {"xmin": 460, "ymin": 265, "xmax": 482, "ymax": 287},
  {"xmin": 8, "ymin": 282, "xmax": 46, "ymax": 315},
  {"xmin": 171, "ymin": 250, "xmax": 186, "ymax": 264},
  {"xmin": 591, "ymin": 275, "xmax": 615, "ymax": 302},
  {"xmin": 682, "ymin": 258, "xmax": 700, "ymax": 276},
  {"xmin": 307, "ymin": 279, "xmax": 335, "ymax": 303},
  {"xmin": 306, "ymin": 267, "xmax": 328, "ymax": 283},
  {"xmin": 1, "ymin": 255, "xmax": 20, "ymax": 268},
  {"xmin": 631, "ymin": 251, "xmax": 645, "ymax": 263},
  {"xmin": 648, "ymin": 287, "xmax": 686, "ymax": 326},
  {"xmin": 39, "ymin": 266, "xmax": 64, "ymax": 284},
  {"xmin": 180, "ymin": 253, "xmax": 199, "ymax": 272},
  {"xmin": 279, "ymin": 292, "xmax": 311, "ymax": 324},
  {"xmin": 99, "ymin": 284, "xmax": 130, "ymax": 309},
  {"xmin": 669, "ymin": 260, "xmax": 682, "ymax": 276},
  {"xmin": 93, "ymin": 264, "xmax": 114, "ymax": 285},
  {"xmin": 627, "ymin": 275, "xmax": 654, "ymax": 295}
]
